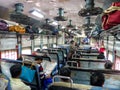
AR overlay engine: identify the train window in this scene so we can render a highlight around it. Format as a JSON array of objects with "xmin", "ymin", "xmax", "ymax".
[
  {"xmin": 22, "ymin": 48, "xmax": 31, "ymax": 54},
  {"xmin": 1, "ymin": 50, "xmax": 17, "ymax": 60}
]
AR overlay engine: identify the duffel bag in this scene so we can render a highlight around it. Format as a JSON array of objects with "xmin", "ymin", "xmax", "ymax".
[
  {"xmin": 102, "ymin": 2, "xmax": 120, "ymax": 30},
  {"xmin": 0, "ymin": 20, "xmax": 8, "ymax": 31}
]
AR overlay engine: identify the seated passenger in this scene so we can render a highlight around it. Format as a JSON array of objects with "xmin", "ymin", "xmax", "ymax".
[
  {"xmin": 59, "ymin": 67, "xmax": 71, "ymax": 82},
  {"xmin": 35, "ymin": 56, "xmax": 52, "ymax": 90},
  {"xmin": 104, "ymin": 60, "xmax": 113, "ymax": 69},
  {"xmin": 32, "ymin": 49, "xmax": 41, "ymax": 55},
  {"xmin": 82, "ymin": 36, "xmax": 90, "ymax": 44},
  {"xmin": 10, "ymin": 64, "xmax": 31, "ymax": 90},
  {"xmin": 90, "ymin": 72, "xmax": 105, "ymax": 87},
  {"xmin": 86, "ymin": 47, "xmax": 92, "ymax": 53},
  {"xmin": 99, "ymin": 46, "xmax": 105, "ymax": 53},
  {"xmin": 97, "ymin": 52, "xmax": 105, "ymax": 59}
]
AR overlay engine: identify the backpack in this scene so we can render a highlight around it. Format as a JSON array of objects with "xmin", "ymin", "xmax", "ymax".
[{"xmin": 25, "ymin": 25, "xmax": 34, "ymax": 33}]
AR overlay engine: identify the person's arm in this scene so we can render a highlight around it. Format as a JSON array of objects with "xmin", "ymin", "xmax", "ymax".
[{"xmin": 22, "ymin": 84, "xmax": 31, "ymax": 90}]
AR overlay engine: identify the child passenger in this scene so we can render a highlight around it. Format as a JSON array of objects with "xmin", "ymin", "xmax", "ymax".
[
  {"xmin": 35, "ymin": 56, "xmax": 52, "ymax": 90},
  {"xmin": 10, "ymin": 64, "xmax": 31, "ymax": 90}
]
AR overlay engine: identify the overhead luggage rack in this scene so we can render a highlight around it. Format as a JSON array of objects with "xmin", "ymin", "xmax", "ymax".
[
  {"xmin": 100, "ymin": 24, "xmax": 120, "ymax": 38},
  {"xmin": 0, "ymin": 30, "xmax": 57, "ymax": 38}
]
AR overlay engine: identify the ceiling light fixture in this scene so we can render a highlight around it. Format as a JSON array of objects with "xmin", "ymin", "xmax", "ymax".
[
  {"xmin": 54, "ymin": 7, "xmax": 67, "ymax": 21},
  {"xmin": 66, "ymin": 19, "xmax": 74, "ymax": 28},
  {"xmin": 51, "ymin": 21, "xmax": 58, "ymax": 26},
  {"xmin": 26, "ymin": 0, "xmax": 34, "ymax": 3},
  {"xmin": 29, "ymin": 8, "xmax": 44, "ymax": 18},
  {"xmin": 35, "ymin": 2, "xmax": 41, "ymax": 7}
]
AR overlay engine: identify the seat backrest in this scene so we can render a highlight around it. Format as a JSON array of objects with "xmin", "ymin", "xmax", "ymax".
[
  {"xmin": 49, "ymin": 81, "xmax": 120, "ymax": 90},
  {"xmin": 48, "ymin": 82, "xmax": 92, "ymax": 90},
  {"xmin": 48, "ymin": 52, "xmax": 59, "ymax": 62},
  {"xmin": 66, "ymin": 61, "xmax": 79, "ymax": 67},
  {"xmin": 48, "ymin": 85, "xmax": 79, "ymax": 90},
  {"xmin": 48, "ymin": 49, "xmax": 64, "ymax": 63}
]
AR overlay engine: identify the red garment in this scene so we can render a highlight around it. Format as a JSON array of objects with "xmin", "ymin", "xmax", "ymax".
[
  {"xmin": 32, "ymin": 51, "xmax": 36, "ymax": 55},
  {"xmin": 99, "ymin": 48, "xmax": 105, "ymax": 53}
]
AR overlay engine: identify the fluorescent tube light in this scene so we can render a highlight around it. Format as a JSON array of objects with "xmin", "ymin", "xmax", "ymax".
[
  {"xmin": 51, "ymin": 21, "xmax": 58, "ymax": 26},
  {"xmin": 30, "ymin": 9, "xmax": 44, "ymax": 18},
  {"xmin": 26, "ymin": 0, "xmax": 34, "ymax": 3}
]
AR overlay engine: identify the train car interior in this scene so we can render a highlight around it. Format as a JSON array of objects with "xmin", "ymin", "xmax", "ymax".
[{"xmin": 0, "ymin": 0, "xmax": 120, "ymax": 90}]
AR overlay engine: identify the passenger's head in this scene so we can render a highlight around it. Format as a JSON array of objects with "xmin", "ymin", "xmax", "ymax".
[
  {"xmin": 35, "ymin": 56, "xmax": 43, "ymax": 64},
  {"xmin": 10, "ymin": 64, "xmax": 22, "ymax": 78},
  {"xmin": 36, "ymin": 49, "xmax": 40, "ymax": 53},
  {"xmin": 104, "ymin": 60, "xmax": 113, "ymax": 69},
  {"xmin": 70, "ymin": 40, "xmax": 75, "ymax": 45},
  {"xmin": 90, "ymin": 72, "xmax": 105, "ymax": 87},
  {"xmin": 60, "ymin": 67, "xmax": 71, "ymax": 82}
]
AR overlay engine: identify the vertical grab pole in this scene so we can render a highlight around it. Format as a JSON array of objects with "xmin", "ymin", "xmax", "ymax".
[
  {"xmin": 17, "ymin": 34, "xmax": 22, "ymax": 58},
  {"xmin": 112, "ymin": 36, "xmax": 116, "ymax": 62},
  {"xmin": 52, "ymin": 35, "xmax": 54, "ymax": 47},
  {"xmin": 106, "ymin": 36, "xmax": 109, "ymax": 60},
  {"xmin": 31, "ymin": 35, "xmax": 35, "ymax": 54},
  {"xmin": 47, "ymin": 35, "xmax": 49, "ymax": 48},
  {"xmin": 40, "ymin": 35, "xmax": 43, "ymax": 49},
  {"xmin": 56, "ymin": 35, "xmax": 58, "ymax": 46}
]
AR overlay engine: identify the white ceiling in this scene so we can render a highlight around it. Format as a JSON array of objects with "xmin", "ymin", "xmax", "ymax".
[{"xmin": 0, "ymin": 0, "xmax": 104, "ymax": 27}]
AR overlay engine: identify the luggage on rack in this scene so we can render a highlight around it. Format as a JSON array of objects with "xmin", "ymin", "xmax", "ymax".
[
  {"xmin": 102, "ymin": 2, "xmax": 120, "ymax": 30},
  {"xmin": 25, "ymin": 25, "xmax": 39, "ymax": 34},
  {"xmin": 25, "ymin": 25, "xmax": 34, "ymax": 33},
  {"xmin": 9, "ymin": 25, "xmax": 26, "ymax": 34},
  {"xmin": 0, "ymin": 20, "xmax": 8, "ymax": 31},
  {"xmin": 90, "ymin": 25, "xmax": 102, "ymax": 38}
]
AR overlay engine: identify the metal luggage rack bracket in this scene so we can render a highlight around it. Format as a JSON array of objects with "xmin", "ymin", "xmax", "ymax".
[{"xmin": 100, "ymin": 24, "xmax": 120, "ymax": 39}]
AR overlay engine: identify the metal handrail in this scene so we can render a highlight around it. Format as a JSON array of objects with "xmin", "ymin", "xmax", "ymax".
[
  {"xmin": 53, "ymin": 75, "xmax": 73, "ymax": 87},
  {"xmin": 66, "ymin": 61, "xmax": 79, "ymax": 67}
]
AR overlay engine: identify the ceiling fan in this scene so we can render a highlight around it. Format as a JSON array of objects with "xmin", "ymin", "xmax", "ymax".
[
  {"xmin": 54, "ymin": 7, "xmax": 67, "ymax": 21},
  {"xmin": 66, "ymin": 19, "xmax": 75, "ymax": 28},
  {"xmin": 10, "ymin": 3, "xmax": 40, "ymax": 26},
  {"xmin": 78, "ymin": 0, "xmax": 103, "ymax": 17}
]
